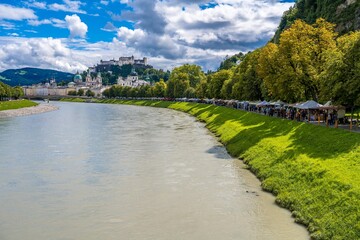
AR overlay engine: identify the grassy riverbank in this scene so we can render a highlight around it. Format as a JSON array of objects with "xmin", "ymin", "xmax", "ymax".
[
  {"xmin": 62, "ymin": 98, "xmax": 360, "ymax": 239},
  {"xmin": 0, "ymin": 99, "xmax": 38, "ymax": 111}
]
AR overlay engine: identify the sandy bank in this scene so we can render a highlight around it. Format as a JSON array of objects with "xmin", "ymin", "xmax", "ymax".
[{"xmin": 0, "ymin": 103, "xmax": 58, "ymax": 118}]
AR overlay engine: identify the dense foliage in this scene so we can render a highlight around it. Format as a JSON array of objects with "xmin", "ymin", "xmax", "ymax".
[
  {"xmin": 273, "ymin": 0, "xmax": 360, "ymax": 42},
  {"xmin": 0, "ymin": 81, "xmax": 24, "ymax": 100},
  {"xmin": 0, "ymin": 68, "xmax": 74, "ymax": 86},
  {"xmin": 218, "ymin": 52, "xmax": 245, "ymax": 70}
]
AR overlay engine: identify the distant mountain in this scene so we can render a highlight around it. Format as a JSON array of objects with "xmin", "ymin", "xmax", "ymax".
[
  {"xmin": 0, "ymin": 68, "xmax": 74, "ymax": 86},
  {"xmin": 273, "ymin": 0, "xmax": 360, "ymax": 43}
]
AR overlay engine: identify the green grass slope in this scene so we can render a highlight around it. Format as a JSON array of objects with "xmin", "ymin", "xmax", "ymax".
[
  {"xmin": 61, "ymin": 98, "xmax": 360, "ymax": 239},
  {"xmin": 0, "ymin": 100, "xmax": 38, "ymax": 111}
]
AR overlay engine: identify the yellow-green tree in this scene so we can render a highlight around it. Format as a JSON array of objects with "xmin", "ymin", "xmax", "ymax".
[
  {"xmin": 153, "ymin": 79, "xmax": 167, "ymax": 97},
  {"xmin": 320, "ymin": 31, "xmax": 360, "ymax": 107},
  {"xmin": 195, "ymin": 78, "xmax": 209, "ymax": 99},
  {"xmin": 258, "ymin": 18, "xmax": 337, "ymax": 102},
  {"xmin": 208, "ymin": 69, "xmax": 232, "ymax": 99},
  {"xmin": 167, "ymin": 64, "xmax": 204, "ymax": 98}
]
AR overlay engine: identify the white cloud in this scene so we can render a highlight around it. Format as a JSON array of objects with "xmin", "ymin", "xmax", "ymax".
[
  {"xmin": 49, "ymin": 0, "xmax": 86, "ymax": 14},
  {"xmin": 26, "ymin": 1, "xmax": 47, "ymax": 10},
  {"xmin": 8, "ymin": 33, "xmax": 19, "ymax": 37},
  {"xmin": 158, "ymin": 0, "xmax": 294, "ymax": 49},
  {"xmin": 101, "ymin": 22, "xmax": 117, "ymax": 32},
  {"xmin": 0, "ymin": 20, "xmax": 16, "ymax": 30},
  {"xmin": 0, "ymin": 4, "xmax": 37, "ymax": 21},
  {"xmin": 65, "ymin": 14, "xmax": 88, "ymax": 38},
  {"xmin": 0, "ymin": 0, "xmax": 297, "ymax": 72},
  {"xmin": 111, "ymin": 0, "xmax": 294, "ymax": 69},
  {"xmin": 28, "ymin": 18, "xmax": 67, "ymax": 28},
  {"xmin": 27, "ymin": 19, "xmax": 52, "ymax": 26},
  {"xmin": 0, "ymin": 37, "xmax": 87, "ymax": 72}
]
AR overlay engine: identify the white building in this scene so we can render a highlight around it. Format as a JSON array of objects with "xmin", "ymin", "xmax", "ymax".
[
  {"xmin": 117, "ymin": 68, "xmax": 150, "ymax": 88},
  {"xmin": 85, "ymin": 72, "xmax": 102, "ymax": 88}
]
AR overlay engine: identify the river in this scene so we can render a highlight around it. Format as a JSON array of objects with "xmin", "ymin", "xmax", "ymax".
[{"xmin": 0, "ymin": 102, "xmax": 308, "ymax": 240}]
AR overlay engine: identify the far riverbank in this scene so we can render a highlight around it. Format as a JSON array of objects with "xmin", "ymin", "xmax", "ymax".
[
  {"xmin": 61, "ymin": 98, "xmax": 360, "ymax": 239},
  {"xmin": 0, "ymin": 102, "xmax": 58, "ymax": 118}
]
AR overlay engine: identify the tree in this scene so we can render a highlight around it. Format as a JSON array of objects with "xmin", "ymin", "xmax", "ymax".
[
  {"xmin": 320, "ymin": 31, "xmax": 360, "ymax": 107},
  {"xmin": 167, "ymin": 71, "xmax": 190, "ymax": 98},
  {"xmin": 77, "ymin": 89, "xmax": 84, "ymax": 96},
  {"xmin": 258, "ymin": 19, "xmax": 337, "ymax": 102},
  {"xmin": 169, "ymin": 64, "xmax": 205, "ymax": 88},
  {"xmin": 68, "ymin": 90, "xmax": 77, "ymax": 96},
  {"xmin": 218, "ymin": 52, "xmax": 245, "ymax": 70},
  {"xmin": 184, "ymin": 87, "xmax": 196, "ymax": 98},
  {"xmin": 195, "ymin": 79, "xmax": 209, "ymax": 99},
  {"xmin": 153, "ymin": 79, "xmax": 167, "ymax": 97},
  {"xmin": 85, "ymin": 89, "xmax": 95, "ymax": 97},
  {"xmin": 231, "ymin": 50, "xmax": 264, "ymax": 101},
  {"xmin": 208, "ymin": 69, "xmax": 232, "ymax": 99}
]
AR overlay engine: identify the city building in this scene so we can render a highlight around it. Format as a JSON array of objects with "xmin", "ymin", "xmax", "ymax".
[{"xmin": 117, "ymin": 67, "xmax": 150, "ymax": 88}]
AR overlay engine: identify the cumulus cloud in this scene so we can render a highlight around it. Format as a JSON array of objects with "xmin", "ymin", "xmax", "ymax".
[
  {"xmin": 159, "ymin": 0, "xmax": 293, "ymax": 50},
  {"xmin": 0, "ymin": 4, "xmax": 37, "ymax": 21},
  {"xmin": 117, "ymin": 0, "xmax": 167, "ymax": 35},
  {"xmin": 111, "ymin": 0, "xmax": 294, "ymax": 66},
  {"xmin": 0, "ymin": 0, "xmax": 296, "ymax": 72},
  {"xmin": 117, "ymin": 27, "xmax": 186, "ymax": 59},
  {"xmin": 0, "ymin": 37, "xmax": 87, "ymax": 72},
  {"xmin": 65, "ymin": 14, "xmax": 88, "ymax": 38}
]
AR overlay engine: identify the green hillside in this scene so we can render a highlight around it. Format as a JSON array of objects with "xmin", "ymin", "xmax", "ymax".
[
  {"xmin": 0, "ymin": 68, "xmax": 74, "ymax": 86},
  {"xmin": 274, "ymin": 0, "xmax": 360, "ymax": 42}
]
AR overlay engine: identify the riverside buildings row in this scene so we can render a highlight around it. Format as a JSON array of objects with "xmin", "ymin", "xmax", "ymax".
[{"xmin": 23, "ymin": 57, "xmax": 151, "ymax": 97}]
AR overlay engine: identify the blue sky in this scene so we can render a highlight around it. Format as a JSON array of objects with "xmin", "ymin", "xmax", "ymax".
[{"xmin": 0, "ymin": 0, "xmax": 295, "ymax": 73}]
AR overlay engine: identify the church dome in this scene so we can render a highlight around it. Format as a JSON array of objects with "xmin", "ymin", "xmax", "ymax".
[{"xmin": 74, "ymin": 74, "xmax": 82, "ymax": 81}]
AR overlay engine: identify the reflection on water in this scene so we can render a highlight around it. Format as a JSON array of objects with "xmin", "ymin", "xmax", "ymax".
[{"xmin": 0, "ymin": 102, "xmax": 308, "ymax": 240}]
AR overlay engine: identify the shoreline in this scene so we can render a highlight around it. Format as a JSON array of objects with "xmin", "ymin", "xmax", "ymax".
[
  {"xmin": 0, "ymin": 103, "xmax": 59, "ymax": 118},
  {"xmin": 60, "ymin": 98, "xmax": 360, "ymax": 239}
]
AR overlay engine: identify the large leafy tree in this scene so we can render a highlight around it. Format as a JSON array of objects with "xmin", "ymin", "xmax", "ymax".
[
  {"xmin": 153, "ymin": 79, "xmax": 167, "ymax": 97},
  {"xmin": 258, "ymin": 19, "xmax": 337, "ymax": 102},
  {"xmin": 170, "ymin": 64, "xmax": 205, "ymax": 88},
  {"xmin": 167, "ymin": 64, "xmax": 204, "ymax": 97},
  {"xmin": 208, "ymin": 69, "xmax": 232, "ymax": 99},
  {"xmin": 231, "ymin": 50, "xmax": 264, "ymax": 101},
  {"xmin": 320, "ymin": 31, "xmax": 360, "ymax": 107}
]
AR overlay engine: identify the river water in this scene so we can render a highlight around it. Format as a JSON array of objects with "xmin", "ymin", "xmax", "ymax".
[{"xmin": 0, "ymin": 102, "xmax": 308, "ymax": 240}]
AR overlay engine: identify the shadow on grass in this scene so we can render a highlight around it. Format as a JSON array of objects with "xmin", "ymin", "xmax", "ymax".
[{"xmin": 182, "ymin": 104, "xmax": 359, "ymax": 160}]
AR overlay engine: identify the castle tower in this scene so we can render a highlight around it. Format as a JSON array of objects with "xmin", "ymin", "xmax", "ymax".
[
  {"xmin": 96, "ymin": 72, "xmax": 102, "ymax": 87},
  {"xmin": 85, "ymin": 71, "xmax": 93, "ymax": 86}
]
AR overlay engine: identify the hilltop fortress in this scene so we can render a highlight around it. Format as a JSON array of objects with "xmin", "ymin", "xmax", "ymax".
[
  {"xmin": 22, "ymin": 56, "xmax": 152, "ymax": 97},
  {"xmin": 93, "ymin": 56, "xmax": 150, "ymax": 72}
]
